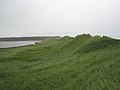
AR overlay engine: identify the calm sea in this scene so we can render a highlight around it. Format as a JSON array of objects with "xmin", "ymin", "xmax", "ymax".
[{"xmin": 0, "ymin": 41, "xmax": 41, "ymax": 48}]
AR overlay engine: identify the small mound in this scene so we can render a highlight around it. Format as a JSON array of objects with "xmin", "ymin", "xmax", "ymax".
[
  {"xmin": 60, "ymin": 36, "xmax": 73, "ymax": 40},
  {"xmin": 75, "ymin": 34, "xmax": 92, "ymax": 39}
]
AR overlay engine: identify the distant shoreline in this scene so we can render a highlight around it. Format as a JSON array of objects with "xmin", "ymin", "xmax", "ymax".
[{"xmin": 0, "ymin": 36, "xmax": 60, "ymax": 42}]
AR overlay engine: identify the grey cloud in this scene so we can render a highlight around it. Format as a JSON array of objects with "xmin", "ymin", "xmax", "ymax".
[{"xmin": 0, "ymin": 0, "xmax": 120, "ymax": 38}]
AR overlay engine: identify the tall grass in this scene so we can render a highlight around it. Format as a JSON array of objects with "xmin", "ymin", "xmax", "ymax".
[{"xmin": 0, "ymin": 34, "xmax": 120, "ymax": 90}]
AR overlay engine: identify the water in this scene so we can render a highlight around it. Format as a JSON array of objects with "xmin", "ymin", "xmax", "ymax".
[{"xmin": 0, "ymin": 41, "xmax": 41, "ymax": 48}]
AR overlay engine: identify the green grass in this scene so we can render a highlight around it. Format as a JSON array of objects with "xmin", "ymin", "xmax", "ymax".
[{"xmin": 0, "ymin": 34, "xmax": 120, "ymax": 90}]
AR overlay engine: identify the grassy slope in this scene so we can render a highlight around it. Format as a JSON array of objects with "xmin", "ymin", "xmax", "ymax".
[{"xmin": 0, "ymin": 34, "xmax": 120, "ymax": 90}]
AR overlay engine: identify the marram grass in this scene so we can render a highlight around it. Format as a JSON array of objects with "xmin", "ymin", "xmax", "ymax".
[{"xmin": 0, "ymin": 34, "xmax": 120, "ymax": 90}]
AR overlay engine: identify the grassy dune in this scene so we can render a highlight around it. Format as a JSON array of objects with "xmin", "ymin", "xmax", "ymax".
[{"xmin": 0, "ymin": 34, "xmax": 120, "ymax": 90}]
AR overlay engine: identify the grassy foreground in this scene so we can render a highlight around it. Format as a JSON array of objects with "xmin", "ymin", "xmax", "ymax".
[{"xmin": 0, "ymin": 34, "xmax": 120, "ymax": 90}]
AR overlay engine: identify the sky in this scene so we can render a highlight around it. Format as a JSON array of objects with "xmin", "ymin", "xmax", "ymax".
[{"xmin": 0, "ymin": 0, "xmax": 120, "ymax": 38}]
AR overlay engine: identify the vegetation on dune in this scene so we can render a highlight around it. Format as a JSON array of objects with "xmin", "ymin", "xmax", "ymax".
[
  {"xmin": 76, "ymin": 36, "xmax": 120, "ymax": 54},
  {"xmin": 0, "ymin": 34, "xmax": 120, "ymax": 90}
]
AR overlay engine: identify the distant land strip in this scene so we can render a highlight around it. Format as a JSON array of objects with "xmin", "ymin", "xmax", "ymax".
[{"xmin": 0, "ymin": 36, "xmax": 60, "ymax": 42}]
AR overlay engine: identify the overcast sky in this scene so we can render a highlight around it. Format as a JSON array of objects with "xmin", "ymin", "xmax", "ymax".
[{"xmin": 0, "ymin": 0, "xmax": 120, "ymax": 38}]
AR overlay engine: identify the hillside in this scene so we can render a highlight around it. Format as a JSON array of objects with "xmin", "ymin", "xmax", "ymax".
[{"xmin": 0, "ymin": 34, "xmax": 120, "ymax": 90}]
